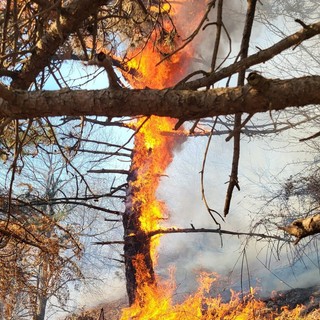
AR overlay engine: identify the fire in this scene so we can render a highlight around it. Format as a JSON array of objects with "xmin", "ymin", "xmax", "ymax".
[
  {"xmin": 122, "ymin": 1, "xmax": 198, "ymax": 264},
  {"xmin": 121, "ymin": 267, "xmax": 274, "ymax": 320},
  {"xmin": 130, "ymin": 116, "xmax": 177, "ymax": 260},
  {"xmin": 117, "ymin": 1, "xmax": 317, "ymax": 319}
]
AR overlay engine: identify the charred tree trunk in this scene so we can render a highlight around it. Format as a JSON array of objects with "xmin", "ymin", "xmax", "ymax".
[
  {"xmin": 121, "ymin": 117, "xmax": 180, "ymax": 305},
  {"xmin": 122, "ymin": 170, "xmax": 155, "ymax": 305}
]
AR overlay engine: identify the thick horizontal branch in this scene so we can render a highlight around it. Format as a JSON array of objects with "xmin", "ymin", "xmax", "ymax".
[
  {"xmin": 1, "ymin": 75, "xmax": 320, "ymax": 119},
  {"xmin": 148, "ymin": 227, "xmax": 287, "ymax": 242}
]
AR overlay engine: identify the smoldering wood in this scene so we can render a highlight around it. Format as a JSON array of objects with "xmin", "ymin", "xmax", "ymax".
[{"xmin": 278, "ymin": 213, "xmax": 320, "ymax": 244}]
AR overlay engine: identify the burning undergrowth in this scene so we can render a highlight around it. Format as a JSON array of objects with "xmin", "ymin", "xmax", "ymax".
[{"xmin": 69, "ymin": 284, "xmax": 320, "ymax": 320}]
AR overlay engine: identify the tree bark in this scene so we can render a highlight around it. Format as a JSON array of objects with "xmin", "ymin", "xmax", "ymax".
[{"xmin": 1, "ymin": 75, "xmax": 320, "ymax": 120}]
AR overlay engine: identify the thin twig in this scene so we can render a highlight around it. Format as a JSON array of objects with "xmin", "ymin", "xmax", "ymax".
[{"xmin": 200, "ymin": 117, "xmax": 224, "ymax": 225}]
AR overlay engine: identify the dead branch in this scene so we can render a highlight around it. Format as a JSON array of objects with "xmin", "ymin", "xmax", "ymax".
[
  {"xmin": 176, "ymin": 20, "xmax": 320, "ymax": 90},
  {"xmin": 93, "ymin": 240, "xmax": 125, "ymax": 245},
  {"xmin": 87, "ymin": 169, "xmax": 130, "ymax": 175},
  {"xmin": 278, "ymin": 213, "xmax": 320, "ymax": 245},
  {"xmin": 2, "ymin": 75, "xmax": 320, "ymax": 119},
  {"xmin": 299, "ymin": 131, "xmax": 320, "ymax": 142},
  {"xmin": 210, "ymin": 0, "xmax": 223, "ymax": 71},
  {"xmin": 200, "ymin": 117, "xmax": 224, "ymax": 225},
  {"xmin": 224, "ymin": 0, "xmax": 257, "ymax": 217},
  {"xmin": 148, "ymin": 227, "xmax": 287, "ymax": 242}
]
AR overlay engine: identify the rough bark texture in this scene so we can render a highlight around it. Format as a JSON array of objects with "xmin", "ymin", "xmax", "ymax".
[
  {"xmin": 1, "ymin": 75, "xmax": 320, "ymax": 119},
  {"xmin": 278, "ymin": 213, "xmax": 320, "ymax": 244}
]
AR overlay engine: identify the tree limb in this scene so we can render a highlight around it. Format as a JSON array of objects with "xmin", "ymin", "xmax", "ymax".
[
  {"xmin": 148, "ymin": 227, "xmax": 287, "ymax": 242},
  {"xmin": 2, "ymin": 75, "xmax": 320, "ymax": 119},
  {"xmin": 176, "ymin": 20, "xmax": 320, "ymax": 90},
  {"xmin": 278, "ymin": 213, "xmax": 320, "ymax": 245},
  {"xmin": 11, "ymin": 0, "xmax": 108, "ymax": 90}
]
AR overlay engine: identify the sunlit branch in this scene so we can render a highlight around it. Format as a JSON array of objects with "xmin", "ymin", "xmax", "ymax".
[{"xmin": 2, "ymin": 75, "xmax": 320, "ymax": 119}]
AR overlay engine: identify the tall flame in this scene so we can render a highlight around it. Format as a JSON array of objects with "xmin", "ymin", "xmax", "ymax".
[
  {"xmin": 120, "ymin": 1, "xmax": 196, "ymax": 316},
  {"xmin": 119, "ymin": 1, "xmax": 315, "ymax": 319},
  {"xmin": 130, "ymin": 116, "xmax": 177, "ymax": 261}
]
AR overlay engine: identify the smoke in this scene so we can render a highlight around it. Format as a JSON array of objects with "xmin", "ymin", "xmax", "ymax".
[
  {"xmin": 77, "ymin": 276, "xmax": 126, "ymax": 307},
  {"xmin": 156, "ymin": 128, "xmax": 319, "ymax": 300},
  {"xmin": 156, "ymin": 0, "xmax": 320, "ymax": 301},
  {"xmin": 171, "ymin": 0, "xmax": 253, "ymax": 74}
]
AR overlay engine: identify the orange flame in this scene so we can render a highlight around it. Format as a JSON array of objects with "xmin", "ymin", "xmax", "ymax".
[
  {"xmin": 121, "ymin": 267, "xmax": 277, "ymax": 320},
  {"xmin": 122, "ymin": 0, "xmax": 199, "ymax": 263},
  {"xmin": 119, "ymin": 1, "xmax": 314, "ymax": 319},
  {"xmin": 130, "ymin": 116, "xmax": 177, "ymax": 260}
]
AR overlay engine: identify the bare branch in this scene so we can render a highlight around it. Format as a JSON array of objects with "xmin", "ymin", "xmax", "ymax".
[
  {"xmin": 278, "ymin": 213, "xmax": 320, "ymax": 245},
  {"xmin": 87, "ymin": 169, "xmax": 130, "ymax": 175},
  {"xmin": 148, "ymin": 227, "xmax": 287, "ymax": 242},
  {"xmin": 224, "ymin": 0, "xmax": 257, "ymax": 217},
  {"xmin": 177, "ymin": 20, "xmax": 320, "ymax": 90},
  {"xmin": 93, "ymin": 240, "xmax": 125, "ymax": 245}
]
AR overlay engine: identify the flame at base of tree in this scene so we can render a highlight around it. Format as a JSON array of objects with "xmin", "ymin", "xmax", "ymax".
[
  {"xmin": 117, "ymin": 0, "xmax": 319, "ymax": 318},
  {"xmin": 120, "ymin": 263, "xmax": 314, "ymax": 320},
  {"xmin": 122, "ymin": 116, "xmax": 179, "ymax": 304}
]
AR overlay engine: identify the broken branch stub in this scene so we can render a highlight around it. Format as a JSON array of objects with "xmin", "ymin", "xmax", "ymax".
[{"xmin": 278, "ymin": 213, "xmax": 320, "ymax": 244}]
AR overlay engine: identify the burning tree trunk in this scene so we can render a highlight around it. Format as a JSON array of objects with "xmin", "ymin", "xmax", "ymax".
[
  {"xmin": 122, "ymin": 117, "xmax": 181, "ymax": 305},
  {"xmin": 123, "ymin": 170, "xmax": 155, "ymax": 305},
  {"xmin": 118, "ymin": 1, "xmax": 200, "ymax": 307}
]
